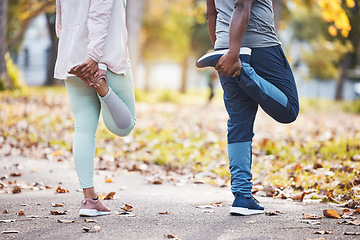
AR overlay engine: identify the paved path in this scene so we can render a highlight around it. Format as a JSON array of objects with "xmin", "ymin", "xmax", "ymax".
[{"xmin": 0, "ymin": 155, "xmax": 359, "ymax": 240}]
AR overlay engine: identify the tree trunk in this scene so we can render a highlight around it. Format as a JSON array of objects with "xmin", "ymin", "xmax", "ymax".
[
  {"xmin": 335, "ymin": 54, "xmax": 351, "ymax": 100},
  {"xmin": 45, "ymin": 13, "xmax": 58, "ymax": 86},
  {"xmin": 144, "ymin": 61, "xmax": 150, "ymax": 92},
  {"xmin": 272, "ymin": 0, "xmax": 283, "ymax": 32},
  {"xmin": 0, "ymin": 0, "xmax": 10, "ymax": 89},
  {"xmin": 180, "ymin": 58, "xmax": 189, "ymax": 94},
  {"xmin": 126, "ymin": 0, "xmax": 145, "ymax": 83}
]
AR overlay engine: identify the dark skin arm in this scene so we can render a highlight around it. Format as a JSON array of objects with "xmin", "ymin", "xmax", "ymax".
[
  {"xmin": 215, "ymin": 0, "xmax": 254, "ymax": 78},
  {"xmin": 206, "ymin": 0, "xmax": 217, "ymax": 46}
]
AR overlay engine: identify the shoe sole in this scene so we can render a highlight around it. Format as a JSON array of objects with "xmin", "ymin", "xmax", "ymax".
[
  {"xmin": 230, "ymin": 206, "xmax": 264, "ymax": 216},
  {"xmin": 79, "ymin": 209, "xmax": 111, "ymax": 217},
  {"xmin": 196, "ymin": 48, "xmax": 252, "ymax": 68}
]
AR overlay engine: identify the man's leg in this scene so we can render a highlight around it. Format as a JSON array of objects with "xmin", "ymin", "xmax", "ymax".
[
  {"xmin": 219, "ymin": 72, "xmax": 264, "ymax": 215},
  {"xmin": 233, "ymin": 46, "xmax": 299, "ymax": 124}
]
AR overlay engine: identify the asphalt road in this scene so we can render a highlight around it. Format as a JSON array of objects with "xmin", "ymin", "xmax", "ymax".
[{"xmin": 0, "ymin": 155, "xmax": 359, "ymax": 240}]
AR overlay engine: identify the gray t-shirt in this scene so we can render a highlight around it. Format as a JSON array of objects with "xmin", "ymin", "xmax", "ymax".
[{"xmin": 214, "ymin": 0, "xmax": 281, "ymax": 49}]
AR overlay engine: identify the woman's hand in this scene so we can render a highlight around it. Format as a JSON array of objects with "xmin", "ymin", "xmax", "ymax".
[
  {"xmin": 215, "ymin": 52, "xmax": 241, "ymax": 78},
  {"xmin": 70, "ymin": 57, "xmax": 98, "ymax": 80}
]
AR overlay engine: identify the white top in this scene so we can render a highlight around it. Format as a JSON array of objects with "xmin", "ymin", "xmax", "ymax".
[{"xmin": 54, "ymin": 0, "xmax": 128, "ymax": 79}]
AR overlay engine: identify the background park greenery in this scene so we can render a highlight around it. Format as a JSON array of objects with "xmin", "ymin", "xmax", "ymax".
[{"xmin": 0, "ymin": 0, "xmax": 360, "ymax": 204}]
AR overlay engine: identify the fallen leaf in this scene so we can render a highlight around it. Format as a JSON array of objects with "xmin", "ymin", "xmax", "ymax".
[
  {"xmin": 52, "ymin": 203, "xmax": 64, "ymax": 207},
  {"xmin": 84, "ymin": 219, "xmax": 97, "ymax": 223},
  {"xmin": 338, "ymin": 220, "xmax": 360, "ymax": 226},
  {"xmin": 344, "ymin": 232, "xmax": 360, "ymax": 235},
  {"xmin": 0, "ymin": 219, "xmax": 16, "ymax": 223},
  {"xmin": 302, "ymin": 213, "xmax": 322, "ymax": 219},
  {"xmin": 1, "ymin": 230, "xmax": 19, "ymax": 234},
  {"xmin": 246, "ymin": 220, "xmax": 257, "ymax": 224},
  {"xmin": 12, "ymin": 186, "xmax": 21, "ymax": 194},
  {"xmin": 83, "ymin": 227, "xmax": 90, "ymax": 232},
  {"xmin": 196, "ymin": 205, "xmax": 215, "ymax": 209},
  {"xmin": 18, "ymin": 211, "xmax": 25, "ymax": 216},
  {"xmin": 158, "ymin": 211, "xmax": 172, "ymax": 215},
  {"xmin": 19, "ymin": 204, "xmax": 27, "ymax": 206},
  {"xmin": 300, "ymin": 220, "xmax": 322, "ymax": 225},
  {"xmin": 93, "ymin": 226, "xmax": 101, "ymax": 232},
  {"xmin": 3, "ymin": 210, "xmax": 9, "ymax": 214},
  {"xmin": 353, "ymin": 208, "xmax": 360, "ymax": 215},
  {"xmin": 50, "ymin": 211, "xmax": 67, "ymax": 215},
  {"xmin": 27, "ymin": 215, "xmax": 41, "ymax": 218},
  {"xmin": 105, "ymin": 178, "xmax": 113, "ymax": 183},
  {"xmin": 10, "ymin": 173, "xmax": 21, "ymax": 177},
  {"xmin": 265, "ymin": 211, "xmax": 281, "ymax": 216},
  {"xmin": 57, "ymin": 219, "xmax": 74, "ymax": 223},
  {"xmin": 120, "ymin": 204, "xmax": 133, "ymax": 212},
  {"xmin": 313, "ymin": 230, "xmax": 333, "ymax": 234},
  {"xmin": 55, "ymin": 186, "xmax": 69, "ymax": 193},
  {"xmin": 326, "ymin": 190, "xmax": 334, "ymax": 198},
  {"xmin": 291, "ymin": 192, "xmax": 306, "ymax": 202},
  {"xmin": 113, "ymin": 211, "xmax": 135, "ymax": 217},
  {"xmin": 104, "ymin": 192, "xmax": 116, "ymax": 200},
  {"xmin": 323, "ymin": 209, "xmax": 340, "ymax": 219},
  {"xmin": 164, "ymin": 234, "xmax": 180, "ymax": 239}
]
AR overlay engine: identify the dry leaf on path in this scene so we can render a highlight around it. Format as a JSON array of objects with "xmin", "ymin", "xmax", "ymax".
[
  {"xmin": 196, "ymin": 205, "xmax": 215, "ymax": 209},
  {"xmin": 12, "ymin": 186, "xmax": 21, "ymax": 194},
  {"xmin": 10, "ymin": 173, "xmax": 21, "ymax": 177},
  {"xmin": 302, "ymin": 213, "xmax": 322, "ymax": 219},
  {"xmin": 344, "ymin": 232, "xmax": 360, "ymax": 235},
  {"xmin": 338, "ymin": 220, "xmax": 360, "ymax": 226},
  {"xmin": 323, "ymin": 209, "xmax": 340, "ymax": 219},
  {"xmin": 105, "ymin": 178, "xmax": 113, "ymax": 183},
  {"xmin": 50, "ymin": 211, "xmax": 67, "ymax": 215},
  {"xmin": 164, "ymin": 234, "xmax": 180, "ymax": 239},
  {"xmin": 84, "ymin": 219, "xmax": 97, "ymax": 223},
  {"xmin": 83, "ymin": 226, "xmax": 101, "ymax": 233},
  {"xmin": 353, "ymin": 208, "xmax": 360, "ymax": 215},
  {"xmin": 55, "ymin": 186, "xmax": 69, "ymax": 193},
  {"xmin": 291, "ymin": 192, "xmax": 306, "ymax": 202},
  {"xmin": 0, "ymin": 219, "xmax": 16, "ymax": 223},
  {"xmin": 265, "ymin": 211, "xmax": 281, "ymax": 216},
  {"xmin": 57, "ymin": 219, "xmax": 74, "ymax": 223},
  {"xmin": 300, "ymin": 220, "xmax": 322, "ymax": 225},
  {"xmin": 202, "ymin": 209, "xmax": 215, "ymax": 213},
  {"xmin": 120, "ymin": 204, "xmax": 133, "ymax": 212},
  {"xmin": 113, "ymin": 211, "xmax": 135, "ymax": 217},
  {"xmin": 158, "ymin": 211, "xmax": 172, "ymax": 215},
  {"xmin": 1, "ymin": 230, "xmax": 19, "ymax": 234},
  {"xmin": 52, "ymin": 203, "xmax": 64, "ymax": 207},
  {"xmin": 3, "ymin": 210, "xmax": 9, "ymax": 214},
  {"xmin": 104, "ymin": 192, "xmax": 116, "ymax": 200},
  {"xmin": 18, "ymin": 211, "xmax": 25, "ymax": 216},
  {"xmin": 313, "ymin": 230, "xmax": 333, "ymax": 234}
]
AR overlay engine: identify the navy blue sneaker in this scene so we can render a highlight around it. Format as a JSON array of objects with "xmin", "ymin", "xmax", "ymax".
[
  {"xmin": 196, "ymin": 48, "xmax": 251, "ymax": 68},
  {"xmin": 230, "ymin": 193, "xmax": 264, "ymax": 215}
]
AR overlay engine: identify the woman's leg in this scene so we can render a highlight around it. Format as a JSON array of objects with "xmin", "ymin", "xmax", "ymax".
[
  {"xmin": 100, "ymin": 65, "xmax": 136, "ymax": 136},
  {"xmin": 65, "ymin": 77, "xmax": 100, "ymax": 197}
]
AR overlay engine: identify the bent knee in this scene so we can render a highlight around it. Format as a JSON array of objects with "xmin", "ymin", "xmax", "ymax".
[{"xmin": 111, "ymin": 121, "xmax": 135, "ymax": 137}]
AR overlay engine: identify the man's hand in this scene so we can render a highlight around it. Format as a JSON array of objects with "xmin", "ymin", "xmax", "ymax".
[
  {"xmin": 215, "ymin": 52, "xmax": 242, "ymax": 78},
  {"xmin": 69, "ymin": 57, "xmax": 98, "ymax": 80}
]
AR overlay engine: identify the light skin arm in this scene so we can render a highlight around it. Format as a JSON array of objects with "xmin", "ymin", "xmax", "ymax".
[
  {"xmin": 215, "ymin": 0, "xmax": 254, "ymax": 78},
  {"xmin": 206, "ymin": 0, "xmax": 217, "ymax": 46},
  {"xmin": 69, "ymin": 0, "xmax": 113, "ymax": 81}
]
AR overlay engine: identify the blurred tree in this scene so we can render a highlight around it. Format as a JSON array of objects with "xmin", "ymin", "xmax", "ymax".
[
  {"xmin": 141, "ymin": 0, "xmax": 206, "ymax": 93},
  {"xmin": 291, "ymin": 0, "xmax": 359, "ymax": 100},
  {"xmin": 1, "ymin": 0, "xmax": 55, "ymax": 90},
  {"xmin": 0, "ymin": 0, "xmax": 9, "ymax": 90},
  {"xmin": 126, "ymin": 0, "xmax": 146, "ymax": 83}
]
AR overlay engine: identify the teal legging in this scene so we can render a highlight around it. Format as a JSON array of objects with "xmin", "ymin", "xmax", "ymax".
[{"xmin": 65, "ymin": 66, "xmax": 136, "ymax": 189}]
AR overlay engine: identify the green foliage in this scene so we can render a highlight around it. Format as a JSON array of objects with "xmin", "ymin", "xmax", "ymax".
[
  {"xmin": 302, "ymin": 38, "xmax": 353, "ymax": 80},
  {"xmin": 343, "ymin": 99, "xmax": 360, "ymax": 113},
  {"xmin": 5, "ymin": 52, "xmax": 25, "ymax": 89}
]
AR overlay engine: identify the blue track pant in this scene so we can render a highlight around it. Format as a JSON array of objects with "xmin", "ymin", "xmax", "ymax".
[{"xmin": 218, "ymin": 45, "xmax": 299, "ymax": 197}]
